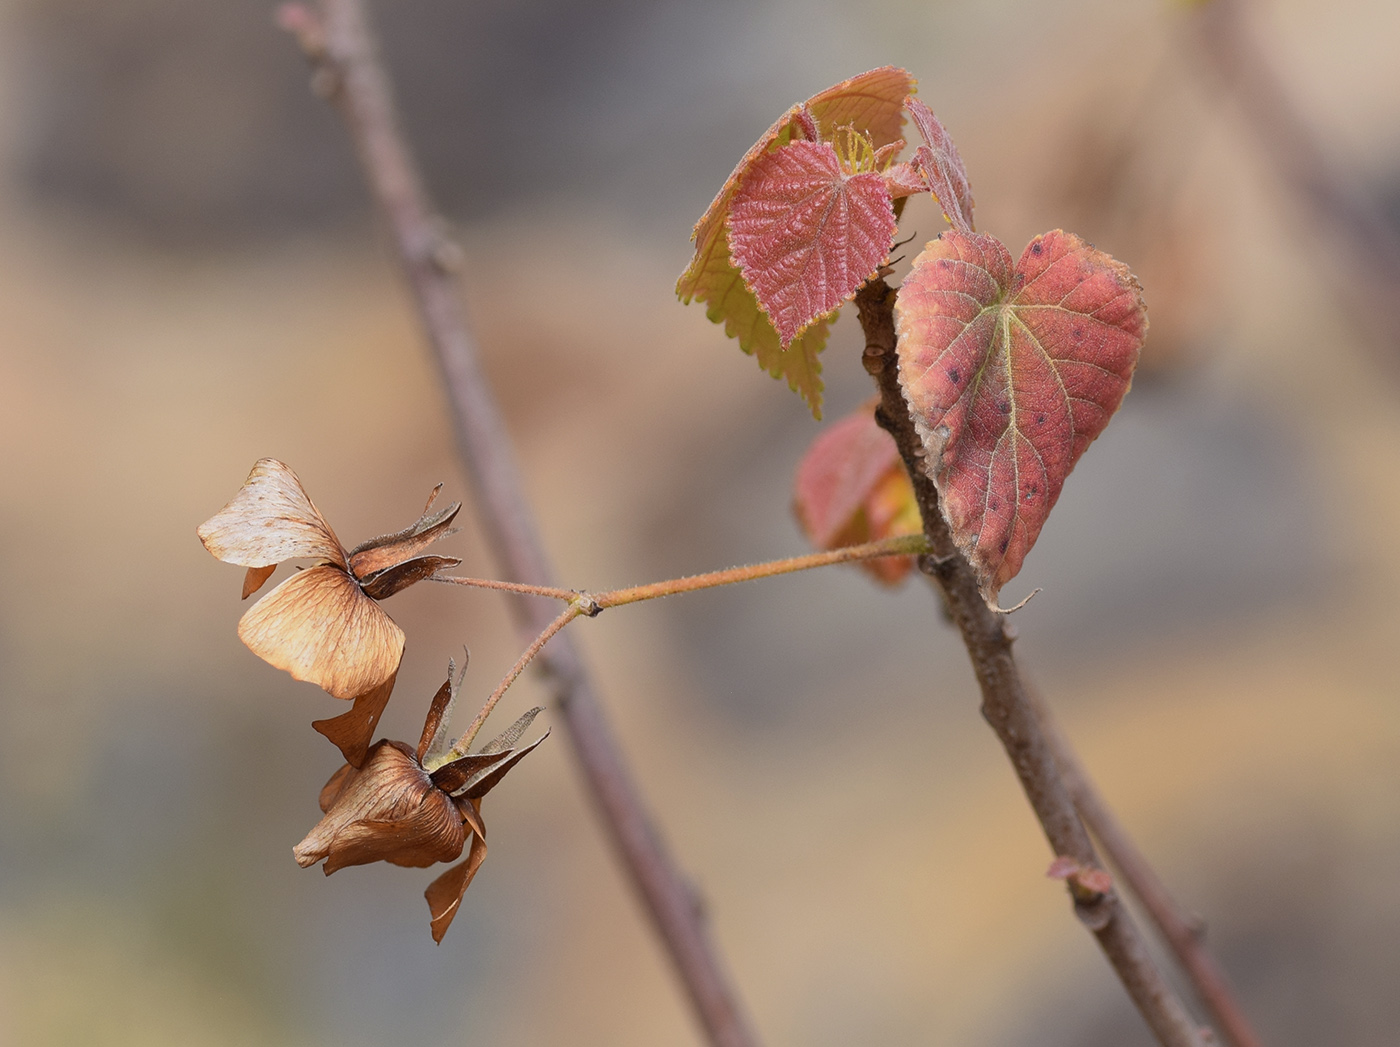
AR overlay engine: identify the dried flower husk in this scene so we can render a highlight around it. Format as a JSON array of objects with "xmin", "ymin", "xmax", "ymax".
[
  {"xmin": 294, "ymin": 668, "xmax": 548, "ymax": 943},
  {"xmin": 198, "ymin": 458, "xmax": 462, "ymax": 722}
]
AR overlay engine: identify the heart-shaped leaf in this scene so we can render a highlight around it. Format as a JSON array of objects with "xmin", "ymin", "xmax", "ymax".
[
  {"xmin": 895, "ymin": 229, "xmax": 1146, "ymax": 601},
  {"xmin": 677, "ymin": 66, "xmax": 916, "ymax": 416},
  {"xmin": 728, "ymin": 139, "xmax": 898, "ymax": 347}
]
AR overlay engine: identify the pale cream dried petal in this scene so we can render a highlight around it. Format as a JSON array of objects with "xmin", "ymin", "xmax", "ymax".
[
  {"xmin": 238, "ymin": 565, "xmax": 404, "ymax": 699},
  {"xmin": 425, "ymin": 814, "xmax": 487, "ymax": 944},
  {"xmin": 198, "ymin": 459, "xmax": 346, "ymax": 569}
]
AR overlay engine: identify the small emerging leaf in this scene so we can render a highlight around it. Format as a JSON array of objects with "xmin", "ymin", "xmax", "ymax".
[
  {"xmin": 678, "ymin": 66, "xmax": 916, "ymax": 416},
  {"xmin": 903, "ymin": 97, "xmax": 975, "ymax": 233},
  {"xmin": 895, "ymin": 229, "xmax": 1145, "ymax": 601},
  {"xmin": 728, "ymin": 139, "xmax": 897, "ymax": 347}
]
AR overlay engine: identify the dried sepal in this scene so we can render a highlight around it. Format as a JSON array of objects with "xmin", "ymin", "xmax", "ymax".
[
  {"xmin": 197, "ymin": 458, "xmax": 346, "ymax": 569},
  {"xmin": 347, "ymin": 490, "xmax": 461, "ymax": 578},
  {"xmin": 359, "ymin": 554, "xmax": 463, "ymax": 600},
  {"xmin": 242, "ymin": 564, "xmax": 277, "ymax": 599},
  {"xmin": 313, "ymin": 671, "xmax": 398, "ymax": 768},
  {"xmin": 425, "ymin": 825, "xmax": 487, "ymax": 944}
]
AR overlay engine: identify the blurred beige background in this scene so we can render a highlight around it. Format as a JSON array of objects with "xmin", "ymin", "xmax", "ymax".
[{"xmin": 0, "ymin": 0, "xmax": 1397, "ymax": 1044}]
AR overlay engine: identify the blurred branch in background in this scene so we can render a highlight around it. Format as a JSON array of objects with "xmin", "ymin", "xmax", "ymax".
[
  {"xmin": 279, "ymin": 2, "xmax": 760, "ymax": 1045},
  {"xmin": 1026, "ymin": 684, "xmax": 1266, "ymax": 1047},
  {"xmin": 1190, "ymin": 0, "xmax": 1400, "ymax": 364}
]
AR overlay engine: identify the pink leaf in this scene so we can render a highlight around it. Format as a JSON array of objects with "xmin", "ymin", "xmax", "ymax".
[
  {"xmin": 793, "ymin": 402, "xmax": 920, "ymax": 585},
  {"xmin": 904, "ymin": 97, "xmax": 975, "ymax": 233},
  {"xmin": 895, "ymin": 229, "xmax": 1146, "ymax": 601},
  {"xmin": 728, "ymin": 140, "xmax": 897, "ymax": 347}
]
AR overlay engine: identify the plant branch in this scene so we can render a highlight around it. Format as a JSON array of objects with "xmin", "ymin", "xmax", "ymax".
[
  {"xmin": 854, "ymin": 276, "xmax": 1208, "ymax": 1047},
  {"xmin": 1190, "ymin": 0, "xmax": 1400, "ymax": 360},
  {"xmin": 1025, "ymin": 685, "xmax": 1266, "ymax": 1047},
  {"xmin": 286, "ymin": 4, "xmax": 760, "ymax": 1045},
  {"xmin": 448, "ymin": 603, "xmax": 584, "ymax": 759},
  {"xmin": 593, "ymin": 534, "xmax": 929, "ymax": 609},
  {"xmin": 432, "ymin": 575, "xmax": 580, "ymax": 601},
  {"xmin": 439, "ymin": 535, "xmax": 929, "ymax": 751}
]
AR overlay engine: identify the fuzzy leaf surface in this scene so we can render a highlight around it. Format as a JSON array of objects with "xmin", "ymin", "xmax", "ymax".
[
  {"xmin": 728, "ymin": 141, "xmax": 897, "ymax": 348},
  {"xmin": 904, "ymin": 97, "xmax": 975, "ymax": 233},
  {"xmin": 895, "ymin": 229, "xmax": 1145, "ymax": 600},
  {"xmin": 677, "ymin": 66, "xmax": 915, "ymax": 416}
]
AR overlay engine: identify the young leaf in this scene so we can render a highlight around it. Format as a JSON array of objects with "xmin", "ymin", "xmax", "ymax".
[
  {"xmin": 792, "ymin": 402, "xmax": 920, "ymax": 585},
  {"xmin": 678, "ymin": 66, "xmax": 916, "ymax": 416},
  {"xmin": 895, "ymin": 229, "xmax": 1146, "ymax": 601},
  {"xmin": 727, "ymin": 139, "xmax": 898, "ymax": 348},
  {"xmin": 903, "ymin": 97, "xmax": 975, "ymax": 233}
]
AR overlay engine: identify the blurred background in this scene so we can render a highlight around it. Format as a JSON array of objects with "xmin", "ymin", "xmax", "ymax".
[{"xmin": 0, "ymin": 0, "xmax": 1397, "ymax": 1043}]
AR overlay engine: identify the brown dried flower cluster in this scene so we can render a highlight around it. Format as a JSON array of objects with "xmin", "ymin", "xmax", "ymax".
[
  {"xmin": 200, "ymin": 460, "xmax": 547, "ymax": 941},
  {"xmin": 198, "ymin": 458, "xmax": 461, "ymax": 765},
  {"xmin": 297, "ymin": 668, "xmax": 546, "ymax": 942}
]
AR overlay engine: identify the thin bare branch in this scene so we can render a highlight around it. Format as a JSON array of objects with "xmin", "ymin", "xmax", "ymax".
[
  {"xmin": 287, "ymin": 4, "xmax": 760, "ymax": 1044},
  {"xmin": 1190, "ymin": 0, "xmax": 1400, "ymax": 360},
  {"xmin": 1025, "ymin": 685, "xmax": 1266, "ymax": 1047},
  {"xmin": 855, "ymin": 276, "xmax": 1209, "ymax": 1047}
]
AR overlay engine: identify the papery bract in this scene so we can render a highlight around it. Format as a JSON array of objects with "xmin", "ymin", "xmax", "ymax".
[
  {"xmin": 793, "ymin": 402, "xmax": 920, "ymax": 585},
  {"xmin": 199, "ymin": 460, "xmax": 464, "ymax": 763},
  {"xmin": 677, "ymin": 66, "xmax": 916, "ymax": 416},
  {"xmin": 894, "ymin": 230, "xmax": 1145, "ymax": 601}
]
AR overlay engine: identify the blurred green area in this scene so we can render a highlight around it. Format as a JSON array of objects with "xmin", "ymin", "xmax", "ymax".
[{"xmin": 0, "ymin": 0, "xmax": 1398, "ymax": 1044}]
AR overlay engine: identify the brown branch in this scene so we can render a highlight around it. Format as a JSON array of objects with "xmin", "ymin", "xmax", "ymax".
[
  {"xmin": 284, "ymin": 4, "xmax": 759, "ymax": 1045},
  {"xmin": 1026, "ymin": 685, "xmax": 1266, "ymax": 1047},
  {"xmin": 1191, "ymin": 0, "xmax": 1400, "ymax": 360},
  {"xmin": 854, "ymin": 276, "xmax": 1209, "ymax": 1047}
]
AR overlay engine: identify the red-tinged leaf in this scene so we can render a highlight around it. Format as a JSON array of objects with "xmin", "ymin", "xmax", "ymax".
[
  {"xmin": 728, "ymin": 140, "xmax": 897, "ymax": 347},
  {"xmin": 678, "ymin": 66, "xmax": 916, "ymax": 415},
  {"xmin": 793, "ymin": 402, "xmax": 920, "ymax": 585},
  {"xmin": 904, "ymin": 97, "xmax": 974, "ymax": 233},
  {"xmin": 895, "ymin": 229, "xmax": 1146, "ymax": 601}
]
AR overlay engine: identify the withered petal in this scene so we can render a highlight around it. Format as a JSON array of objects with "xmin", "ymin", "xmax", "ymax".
[
  {"xmin": 322, "ymin": 789, "xmax": 465, "ymax": 873},
  {"xmin": 313, "ymin": 671, "xmax": 398, "ymax": 768},
  {"xmin": 358, "ymin": 555, "xmax": 462, "ymax": 601},
  {"xmin": 425, "ymin": 824, "xmax": 487, "ymax": 944},
  {"xmin": 238, "ymin": 565, "xmax": 404, "ymax": 700},
  {"xmin": 462, "ymin": 729, "xmax": 549, "ymax": 800},
  {"xmin": 198, "ymin": 459, "xmax": 347, "ymax": 569},
  {"xmin": 347, "ymin": 494, "xmax": 461, "ymax": 578},
  {"xmin": 243, "ymin": 564, "xmax": 277, "ymax": 599},
  {"xmin": 295, "ymin": 741, "xmax": 440, "ymax": 870},
  {"xmin": 318, "ymin": 762, "xmax": 357, "ymax": 813}
]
